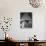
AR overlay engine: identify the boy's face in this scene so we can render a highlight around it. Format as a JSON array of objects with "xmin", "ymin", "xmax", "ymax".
[{"xmin": 34, "ymin": 35, "xmax": 36, "ymax": 37}]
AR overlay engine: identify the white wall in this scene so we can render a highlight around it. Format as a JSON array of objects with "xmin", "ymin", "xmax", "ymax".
[{"xmin": 0, "ymin": 0, "xmax": 46, "ymax": 40}]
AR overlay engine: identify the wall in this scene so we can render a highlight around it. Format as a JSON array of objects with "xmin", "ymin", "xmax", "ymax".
[{"xmin": 0, "ymin": 0, "xmax": 46, "ymax": 40}]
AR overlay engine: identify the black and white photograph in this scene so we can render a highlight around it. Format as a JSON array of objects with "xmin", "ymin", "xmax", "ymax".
[{"xmin": 20, "ymin": 12, "xmax": 32, "ymax": 28}]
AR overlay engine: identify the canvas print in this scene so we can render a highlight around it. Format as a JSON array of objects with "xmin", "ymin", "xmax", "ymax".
[{"xmin": 20, "ymin": 12, "xmax": 32, "ymax": 28}]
